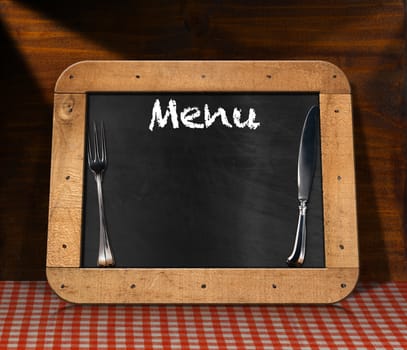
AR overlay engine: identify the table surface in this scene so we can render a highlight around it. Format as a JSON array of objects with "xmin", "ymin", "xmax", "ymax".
[{"xmin": 0, "ymin": 281, "xmax": 406, "ymax": 349}]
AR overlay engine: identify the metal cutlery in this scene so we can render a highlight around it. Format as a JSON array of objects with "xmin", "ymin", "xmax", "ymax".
[
  {"xmin": 287, "ymin": 105, "xmax": 319, "ymax": 267},
  {"xmin": 87, "ymin": 121, "xmax": 115, "ymax": 267}
]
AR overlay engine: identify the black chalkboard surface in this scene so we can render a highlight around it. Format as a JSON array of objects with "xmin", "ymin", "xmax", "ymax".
[{"xmin": 82, "ymin": 93, "xmax": 324, "ymax": 268}]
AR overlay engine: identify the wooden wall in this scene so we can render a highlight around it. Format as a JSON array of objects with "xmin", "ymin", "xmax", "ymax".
[{"xmin": 0, "ymin": 0, "xmax": 405, "ymax": 281}]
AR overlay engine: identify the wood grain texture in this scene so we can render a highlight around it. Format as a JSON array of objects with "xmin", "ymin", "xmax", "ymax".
[
  {"xmin": 46, "ymin": 267, "xmax": 358, "ymax": 304},
  {"xmin": 0, "ymin": 0, "xmax": 405, "ymax": 281},
  {"xmin": 46, "ymin": 94, "xmax": 86, "ymax": 267},
  {"xmin": 320, "ymin": 94, "xmax": 358, "ymax": 268},
  {"xmin": 55, "ymin": 60, "xmax": 350, "ymax": 93}
]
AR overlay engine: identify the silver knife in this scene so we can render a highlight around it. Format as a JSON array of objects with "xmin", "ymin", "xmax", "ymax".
[{"xmin": 287, "ymin": 105, "xmax": 319, "ymax": 267}]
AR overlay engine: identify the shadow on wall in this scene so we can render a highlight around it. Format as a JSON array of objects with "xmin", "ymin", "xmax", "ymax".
[
  {"xmin": 2, "ymin": 0, "xmax": 400, "ymax": 280},
  {"xmin": 13, "ymin": 0, "xmax": 386, "ymax": 59},
  {"xmin": 0, "ymin": 19, "xmax": 51, "ymax": 279}
]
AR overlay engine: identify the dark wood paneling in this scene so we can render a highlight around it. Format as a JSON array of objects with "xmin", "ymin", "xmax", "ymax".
[{"xmin": 0, "ymin": 0, "xmax": 405, "ymax": 280}]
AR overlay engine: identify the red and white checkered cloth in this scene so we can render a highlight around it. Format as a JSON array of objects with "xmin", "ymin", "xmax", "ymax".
[{"xmin": 0, "ymin": 281, "xmax": 406, "ymax": 349}]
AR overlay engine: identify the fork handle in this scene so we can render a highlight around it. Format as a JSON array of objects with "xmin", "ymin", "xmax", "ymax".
[{"xmin": 95, "ymin": 174, "xmax": 115, "ymax": 267}]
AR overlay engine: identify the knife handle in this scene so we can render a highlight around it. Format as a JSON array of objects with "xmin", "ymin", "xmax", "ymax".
[{"xmin": 287, "ymin": 200, "xmax": 307, "ymax": 267}]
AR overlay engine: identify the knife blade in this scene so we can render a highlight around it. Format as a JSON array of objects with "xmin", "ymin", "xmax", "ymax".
[{"xmin": 287, "ymin": 105, "xmax": 319, "ymax": 267}]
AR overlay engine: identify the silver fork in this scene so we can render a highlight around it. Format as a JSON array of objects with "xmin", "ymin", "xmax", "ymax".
[{"xmin": 87, "ymin": 121, "xmax": 115, "ymax": 267}]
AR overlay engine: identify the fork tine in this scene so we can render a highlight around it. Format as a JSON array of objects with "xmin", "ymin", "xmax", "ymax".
[
  {"xmin": 87, "ymin": 121, "xmax": 95, "ymax": 165},
  {"xmin": 101, "ymin": 121, "xmax": 107, "ymax": 163},
  {"xmin": 87, "ymin": 134, "xmax": 92, "ymax": 166},
  {"xmin": 93, "ymin": 121, "xmax": 100, "ymax": 161}
]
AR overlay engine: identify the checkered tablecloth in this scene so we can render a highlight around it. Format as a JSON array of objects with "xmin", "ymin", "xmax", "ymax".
[{"xmin": 0, "ymin": 281, "xmax": 406, "ymax": 349}]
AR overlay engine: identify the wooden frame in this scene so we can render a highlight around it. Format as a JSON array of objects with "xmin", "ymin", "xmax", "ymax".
[{"xmin": 47, "ymin": 61, "xmax": 358, "ymax": 304}]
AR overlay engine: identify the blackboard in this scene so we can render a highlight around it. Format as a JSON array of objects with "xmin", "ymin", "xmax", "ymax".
[
  {"xmin": 48, "ymin": 60, "xmax": 358, "ymax": 304},
  {"xmin": 82, "ymin": 92, "xmax": 324, "ymax": 268}
]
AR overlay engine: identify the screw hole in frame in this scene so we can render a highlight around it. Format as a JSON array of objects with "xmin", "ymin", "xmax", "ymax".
[
  {"xmin": 135, "ymin": 75, "xmax": 141, "ymax": 79},
  {"xmin": 339, "ymin": 244, "xmax": 345, "ymax": 250},
  {"xmin": 62, "ymin": 244, "xmax": 67, "ymax": 249},
  {"xmin": 272, "ymin": 284, "xmax": 277, "ymax": 289},
  {"xmin": 69, "ymin": 75, "xmax": 74, "ymax": 79},
  {"xmin": 130, "ymin": 284, "xmax": 136, "ymax": 289},
  {"xmin": 266, "ymin": 74, "xmax": 272, "ymax": 79},
  {"xmin": 201, "ymin": 284, "xmax": 207, "ymax": 289},
  {"xmin": 341, "ymin": 283, "xmax": 347, "ymax": 289}
]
